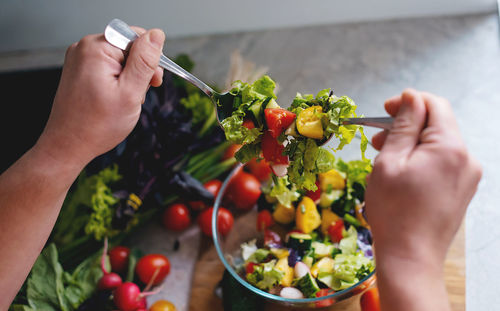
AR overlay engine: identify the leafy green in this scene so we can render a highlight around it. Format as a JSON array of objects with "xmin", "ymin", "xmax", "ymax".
[
  {"xmin": 285, "ymin": 139, "xmax": 335, "ymax": 191},
  {"xmin": 222, "ymin": 76, "xmax": 277, "ymax": 144},
  {"xmin": 180, "ymin": 92, "xmax": 214, "ymax": 125},
  {"xmin": 235, "ymin": 143, "xmax": 262, "ymax": 163},
  {"xmin": 264, "ymin": 176, "xmax": 300, "ymax": 207},
  {"xmin": 318, "ymin": 252, "xmax": 374, "ymax": 291},
  {"xmin": 246, "ymin": 248, "xmax": 270, "ymax": 264},
  {"xmin": 335, "ymin": 158, "xmax": 372, "ymax": 207},
  {"xmin": 15, "ymin": 244, "xmax": 102, "ymax": 311},
  {"xmin": 339, "ymin": 226, "xmax": 358, "ymax": 255},
  {"xmin": 52, "ymin": 165, "xmax": 122, "ymax": 246},
  {"xmin": 84, "ymin": 166, "xmax": 122, "ymax": 241},
  {"xmin": 291, "ymin": 89, "xmax": 368, "ymax": 159},
  {"xmin": 246, "ymin": 260, "xmax": 284, "ymax": 290}
]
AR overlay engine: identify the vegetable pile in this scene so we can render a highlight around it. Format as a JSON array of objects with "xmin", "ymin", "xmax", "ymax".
[{"xmin": 222, "ymin": 76, "xmax": 368, "ymax": 192}]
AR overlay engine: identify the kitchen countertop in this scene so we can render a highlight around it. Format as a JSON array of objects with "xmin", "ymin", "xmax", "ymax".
[{"xmin": 2, "ymin": 11, "xmax": 499, "ymax": 310}]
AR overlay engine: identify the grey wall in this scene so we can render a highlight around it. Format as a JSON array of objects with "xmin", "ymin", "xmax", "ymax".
[{"xmin": 0, "ymin": 0, "xmax": 496, "ymax": 53}]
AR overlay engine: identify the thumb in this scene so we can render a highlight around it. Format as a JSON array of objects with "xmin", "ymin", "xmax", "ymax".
[
  {"xmin": 380, "ymin": 89, "xmax": 427, "ymax": 158},
  {"xmin": 119, "ymin": 29, "xmax": 165, "ymax": 97}
]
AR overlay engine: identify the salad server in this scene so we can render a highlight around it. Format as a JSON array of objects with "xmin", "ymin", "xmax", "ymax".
[{"xmin": 104, "ymin": 19, "xmax": 394, "ymax": 134}]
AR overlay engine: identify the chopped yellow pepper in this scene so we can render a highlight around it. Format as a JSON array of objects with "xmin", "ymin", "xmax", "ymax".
[
  {"xmin": 272, "ymin": 203, "xmax": 295, "ymax": 225},
  {"xmin": 296, "ymin": 106, "xmax": 324, "ymax": 139},
  {"xmin": 310, "ymin": 257, "xmax": 335, "ymax": 278},
  {"xmin": 275, "ymin": 257, "xmax": 294, "ymax": 287},
  {"xmin": 319, "ymin": 169, "xmax": 346, "ymax": 191},
  {"xmin": 295, "ymin": 197, "xmax": 321, "ymax": 233}
]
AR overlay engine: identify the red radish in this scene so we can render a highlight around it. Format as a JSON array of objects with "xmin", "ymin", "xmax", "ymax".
[
  {"xmin": 270, "ymin": 164, "xmax": 288, "ymax": 177},
  {"xmin": 109, "ymin": 246, "xmax": 130, "ymax": 273},
  {"xmin": 280, "ymin": 287, "xmax": 304, "ymax": 299},
  {"xmin": 263, "ymin": 229, "xmax": 282, "ymax": 247},
  {"xmin": 113, "ymin": 282, "xmax": 156, "ymax": 311},
  {"xmin": 98, "ymin": 238, "xmax": 123, "ymax": 291}
]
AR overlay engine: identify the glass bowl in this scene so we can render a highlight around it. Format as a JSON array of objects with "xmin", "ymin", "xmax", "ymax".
[{"xmin": 212, "ymin": 137, "xmax": 377, "ymax": 309}]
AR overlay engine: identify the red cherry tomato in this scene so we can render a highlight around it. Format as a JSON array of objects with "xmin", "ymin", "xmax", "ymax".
[
  {"xmin": 257, "ymin": 210, "xmax": 274, "ymax": 232},
  {"xmin": 261, "ymin": 131, "xmax": 288, "ymax": 165},
  {"xmin": 246, "ymin": 262, "xmax": 258, "ymax": 274},
  {"xmin": 264, "ymin": 108, "xmax": 296, "ymax": 138},
  {"xmin": 315, "ymin": 289, "xmax": 335, "ymax": 308},
  {"xmin": 242, "ymin": 118, "xmax": 256, "ymax": 129},
  {"xmin": 245, "ymin": 158, "xmax": 272, "ymax": 182},
  {"xmin": 189, "ymin": 179, "xmax": 223, "ymax": 211},
  {"xmin": 225, "ymin": 171, "xmax": 261, "ymax": 210},
  {"xmin": 360, "ymin": 287, "xmax": 381, "ymax": 311},
  {"xmin": 222, "ymin": 144, "xmax": 242, "ymax": 160},
  {"xmin": 198, "ymin": 207, "xmax": 234, "ymax": 237},
  {"xmin": 135, "ymin": 254, "xmax": 170, "ymax": 286},
  {"xmin": 264, "ymin": 229, "xmax": 282, "ymax": 247},
  {"xmin": 328, "ymin": 219, "xmax": 345, "ymax": 243},
  {"xmin": 305, "ymin": 180, "xmax": 321, "ymax": 202},
  {"xmin": 162, "ymin": 203, "xmax": 191, "ymax": 232},
  {"xmin": 109, "ymin": 246, "xmax": 130, "ymax": 273}
]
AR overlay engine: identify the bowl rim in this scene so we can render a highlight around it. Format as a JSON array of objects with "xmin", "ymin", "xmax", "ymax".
[{"xmin": 211, "ymin": 162, "xmax": 376, "ymax": 304}]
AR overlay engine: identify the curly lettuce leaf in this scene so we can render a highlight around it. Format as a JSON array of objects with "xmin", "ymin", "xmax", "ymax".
[
  {"xmin": 246, "ymin": 260, "xmax": 284, "ymax": 290},
  {"xmin": 318, "ymin": 252, "xmax": 374, "ymax": 291},
  {"xmin": 264, "ymin": 176, "xmax": 300, "ymax": 207},
  {"xmin": 235, "ymin": 142, "xmax": 262, "ymax": 163},
  {"xmin": 221, "ymin": 115, "xmax": 261, "ymax": 144},
  {"xmin": 339, "ymin": 226, "xmax": 358, "ymax": 255},
  {"xmin": 285, "ymin": 139, "xmax": 335, "ymax": 191},
  {"xmin": 246, "ymin": 248, "xmax": 270, "ymax": 264},
  {"xmin": 180, "ymin": 92, "xmax": 214, "ymax": 125}
]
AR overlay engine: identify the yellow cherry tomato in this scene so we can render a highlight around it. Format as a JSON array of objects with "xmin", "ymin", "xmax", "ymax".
[
  {"xmin": 149, "ymin": 300, "xmax": 177, "ymax": 311},
  {"xmin": 295, "ymin": 197, "xmax": 321, "ymax": 233},
  {"xmin": 296, "ymin": 106, "xmax": 324, "ymax": 139},
  {"xmin": 321, "ymin": 209, "xmax": 340, "ymax": 236}
]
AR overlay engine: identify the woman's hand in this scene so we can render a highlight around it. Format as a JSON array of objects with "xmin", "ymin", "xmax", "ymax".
[
  {"xmin": 37, "ymin": 27, "xmax": 165, "ymax": 167},
  {"xmin": 365, "ymin": 89, "xmax": 482, "ymax": 311}
]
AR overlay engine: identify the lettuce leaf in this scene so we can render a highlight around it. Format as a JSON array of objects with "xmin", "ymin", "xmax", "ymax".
[
  {"xmin": 339, "ymin": 226, "xmax": 358, "ymax": 255},
  {"xmin": 285, "ymin": 139, "xmax": 335, "ymax": 191},
  {"xmin": 246, "ymin": 248, "xmax": 270, "ymax": 264},
  {"xmin": 318, "ymin": 252, "xmax": 374, "ymax": 291},
  {"xmin": 265, "ymin": 176, "xmax": 300, "ymax": 207},
  {"xmin": 235, "ymin": 142, "xmax": 262, "ymax": 163},
  {"xmin": 246, "ymin": 260, "xmax": 284, "ymax": 290}
]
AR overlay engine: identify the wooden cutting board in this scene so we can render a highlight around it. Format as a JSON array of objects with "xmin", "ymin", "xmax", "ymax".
[{"xmin": 189, "ymin": 224, "xmax": 465, "ymax": 311}]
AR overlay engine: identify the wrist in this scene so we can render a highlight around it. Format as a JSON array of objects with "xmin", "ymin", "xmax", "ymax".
[{"xmin": 375, "ymin": 248, "xmax": 450, "ymax": 311}]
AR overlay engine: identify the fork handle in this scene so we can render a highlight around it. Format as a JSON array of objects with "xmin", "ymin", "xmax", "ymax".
[
  {"xmin": 159, "ymin": 55, "xmax": 215, "ymax": 97},
  {"xmin": 341, "ymin": 117, "xmax": 394, "ymax": 130}
]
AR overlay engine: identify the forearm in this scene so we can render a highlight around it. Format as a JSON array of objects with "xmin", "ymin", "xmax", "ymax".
[
  {"xmin": 375, "ymin": 250, "xmax": 450, "ymax": 311},
  {"xmin": 0, "ymin": 142, "xmax": 85, "ymax": 308}
]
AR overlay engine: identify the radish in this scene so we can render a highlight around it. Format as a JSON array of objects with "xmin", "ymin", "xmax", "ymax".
[
  {"xmin": 280, "ymin": 287, "xmax": 304, "ymax": 299},
  {"xmin": 294, "ymin": 261, "xmax": 310, "ymax": 279},
  {"xmin": 97, "ymin": 238, "xmax": 123, "ymax": 291},
  {"xmin": 113, "ymin": 282, "xmax": 158, "ymax": 311},
  {"xmin": 271, "ymin": 164, "xmax": 288, "ymax": 177}
]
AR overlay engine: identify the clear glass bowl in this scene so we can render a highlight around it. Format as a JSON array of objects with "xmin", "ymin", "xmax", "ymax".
[{"xmin": 212, "ymin": 137, "xmax": 377, "ymax": 309}]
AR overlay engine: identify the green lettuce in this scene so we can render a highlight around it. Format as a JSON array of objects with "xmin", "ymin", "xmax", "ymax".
[
  {"xmin": 291, "ymin": 89, "xmax": 368, "ymax": 159},
  {"xmin": 222, "ymin": 76, "xmax": 277, "ymax": 144},
  {"xmin": 285, "ymin": 139, "xmax": 335, "ymax": 191},
  {"xmin": 264, "ymin": 176, "xmax": 300, "ymax": 207},
  {"xmin": 246, "ymin": 260, "xmax": 284, "ymax": 290},
  {"xmin": 246, "ymin": 248, "xmax": 270, "ymax": 264},
  {"xmin": 335, "ymin": 158, "xmax": 372, "ymax": 203},
  {"xmin": 12, "ymin": 244, "xmax": 103, "ymax": 311},
  {"xmin": 235, "ymin": 143, "xmax": 262, "ymax": 164},
  {"xmin": 318, "ymin": 252, "xmax": 374, "ymax": 291},
  {"xmin": 339, "ymin": 226, "xmax": 358, "ymax": 255}
]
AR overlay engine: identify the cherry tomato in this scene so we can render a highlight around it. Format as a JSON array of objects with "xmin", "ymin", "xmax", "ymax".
[
  {"xmin": 135, "ymin": 254, "xmax": 170, "ymax": 286},
  {"xmin": 162, "ymin": 203, "xmax": 191, "ymax": 232},
  {"xmin": 261, "ymin": 131, "xmax": 288, "ymax": 165},
  {"xmin": 149, "ymin": 299, "xmax": 177, "ymax": 311},
  {"xmin": 242, "ymin": 118, "xmax": 255, "ymax": 129},
  {"xmin": 315, "ymin": 289, "xmax": 335, "ymax": 308},
  {"xmin": 328, "ymin": 219, "xmax": 345, "ymax": 243},
  {"xmin": 222, "ymin": 144, "xmax": 242, "ymax": 160},
  {"xmin": 246, "ymin": 262, "xmax": 258, "ymax": 274},
  {"xmin": 360, "ymin": 287, "xmax": 381, "ymax": 311},
  {"xmin": 245, "ymin": 158, "xmax": 272, "ymax": 182},
  {"xmin": 257, "ymin": 210, "xmax": 274, "ymax": 231},
  {"xmin": 225, "ymin": 170, "xmax": 261, "ymax": 210},
  {"xmin": 264, "ymin": 229, "xmax": 282, "ymax": 247},
  {"xmin": 264, "ymin": 108, "xmax": 296, "ymax": 138},
  {"xmin": 198, "ymin": 207, "xmax": 234, "ymax": 237},
  {"xmin": 189, "ymin": 179, "xmax": 223, "ymax": 211},
  {"xmin": 109, "ymin": 246, "xmax": 130, "ymax": 273},
  {"xmin": 305, "ymin": 180, "xmax": 321, "ymax": 202}
]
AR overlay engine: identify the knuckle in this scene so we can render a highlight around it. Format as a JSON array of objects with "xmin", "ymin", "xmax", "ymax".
[{"xmin": 444, "ymin": 143, "xmax": 468, "ymax": 166}]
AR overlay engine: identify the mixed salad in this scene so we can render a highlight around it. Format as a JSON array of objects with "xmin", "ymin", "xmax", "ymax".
[{"xmin": 221, "ymin": 76, "xmax": 374, "ymax": 299}]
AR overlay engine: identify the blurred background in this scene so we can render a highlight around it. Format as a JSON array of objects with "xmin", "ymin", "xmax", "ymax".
[{"xmin": 1, "ymin": 1, "xmax": 499, "ymax": 311}]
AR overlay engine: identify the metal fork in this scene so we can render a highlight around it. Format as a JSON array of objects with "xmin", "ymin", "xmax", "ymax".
[{"xmin": 104, "ymin": 19, "xmax": 394, "ymax": 134}]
